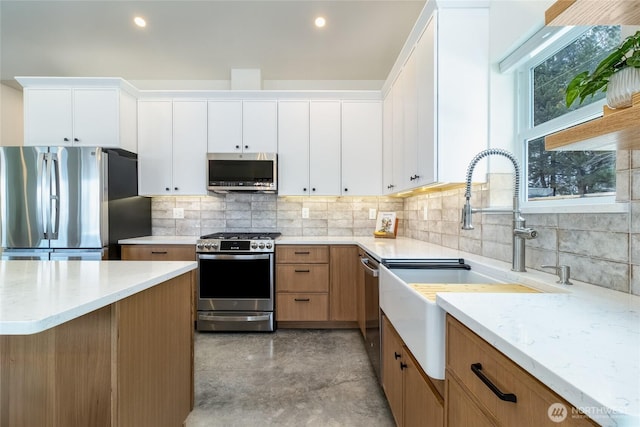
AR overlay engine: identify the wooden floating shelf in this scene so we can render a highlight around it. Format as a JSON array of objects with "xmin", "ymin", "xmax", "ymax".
[
  {"xmin": 545, "ymin": 93, "xmax": 640, "ymax": 151},
  {"xmin": 546, "ymin": 0, "xmax": 640, "ymax": 26}
]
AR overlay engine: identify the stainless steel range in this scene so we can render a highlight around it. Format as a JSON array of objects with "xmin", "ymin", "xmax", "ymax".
[{"xmin": 196, "ymin": 232, "xmax": 280, "ymax": 332}]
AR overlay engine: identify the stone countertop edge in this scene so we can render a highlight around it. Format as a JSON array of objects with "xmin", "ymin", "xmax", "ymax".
[
  {"xmin": 436, "ymin": 292, "xmax": 640, "ymax": 427},
  {"xmin": 0, "ymin": 260, "xmax": 197, "ymax": 335}
]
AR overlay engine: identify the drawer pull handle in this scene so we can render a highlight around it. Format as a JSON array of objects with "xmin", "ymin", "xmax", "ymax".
[
  {"xmin": 294, "ymin": 251, "xmax": 310, "ymax": 255},
  {"xmin": 394, "ymin": 352, "xmax": 401, "ymax": 360},
  {"xmin": 294, "ymin": 298, "xmax": 311, "ymax": 302},
  {"xmin": 471, "ymin": 363, "xmax": 517, "ymax": 403},
  {"xmin": 294, "ymin": 269, "xmax": 310, "ymax": 273},
  {"xmin": 400, "ymin": 362, "xmax": 408, "ymax": 370},
  {"xmin": 151, "ymin": 251, "xmax": 168, "ymax": 254}
]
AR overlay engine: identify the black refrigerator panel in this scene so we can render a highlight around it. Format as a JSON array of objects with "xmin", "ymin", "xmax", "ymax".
[{"xmin": 105, "ymin": 149, "xmax": 151, "ymax": 260}]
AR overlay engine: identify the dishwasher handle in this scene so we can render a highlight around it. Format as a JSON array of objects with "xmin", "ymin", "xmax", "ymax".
[{"xmin": 360, "ymin": 257, "xmax": 379, "ymax": 277}]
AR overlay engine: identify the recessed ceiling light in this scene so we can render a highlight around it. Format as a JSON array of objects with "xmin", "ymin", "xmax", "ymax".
[
  {"xmin": 314, "ymin": 17, "xmax": 326, "ymax": 28},
  {"xmin": 134, "ymin": 16, "xmax": 146, "ymax": 28}
]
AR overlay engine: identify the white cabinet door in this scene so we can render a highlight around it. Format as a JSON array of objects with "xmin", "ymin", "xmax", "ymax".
[
  {"xmin": 416, "ymin": 16, "xmax": 436, "ymax": 185},
  {"xmin": 382, "ymin": 92, "xmax": 395, "ymax": 194},
  {"xmin": 382, "ymin": 90, "xmax": 395, "ymax": 195},
  {"xmin": 172, "ymin": 101, "xmax": 207, "ymax": 195},
  {"xmin": 24, "ymin": 88, "xmax": 73, "ymax": 146},
  {"xmin": 72, "ymin": 88, "xmax": 119, "ymax": 147},
  {"xmin": 137, "ymin": 101, "xmax": 173, "ymax": 195},
  {"xmin": 243, "ymin": 100, "xmax": 277, "ymax": 153},
  {"xmin": 341, "ymin": 101, "xmax": 382, "ymax": 196},
  {"xmin": 403, "ymin": 49, "xmax": 419, "ymax": 188},
  {"xmin": 309, "ymin": 101, "xmax": 341, "ymax": 196},
  {"xmin": 391, "ymin": 73, "xmax": 406, "ymax": 192},
  {"xmin": 278, "ymin": 101, "xmax": 310, "ymax": 196},
  {"xmin": 207, "ymin": 100, "xmax": 242, "ymax": 153}
]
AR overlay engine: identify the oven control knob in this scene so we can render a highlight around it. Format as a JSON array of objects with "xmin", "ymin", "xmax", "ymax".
[
  {"xmin": 196, "ymin": 243, "xmax": 204, "ymax": 250},
  {"xmin": 211, "ymin": 242, "xmax": 219, "ymax": 249},
  {"xmin": 266, "ymin": 242, "xmax": 273, "ymax": 249},
  {"xmin": 205, "ymin": 243, "xmax": 212, "ymax": 249},
  {"xmin": 258, "ymin": 242, "xmax": 265, "ymax": 249},
  {"xmin": 251, "ymin": 242, "xmax": 258, "ymax": 249}
]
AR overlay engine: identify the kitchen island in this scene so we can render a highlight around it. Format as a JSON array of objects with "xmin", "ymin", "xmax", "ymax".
[{"xmin": 0, "ymin": 260, "xmax": 197, "ymax": 427}]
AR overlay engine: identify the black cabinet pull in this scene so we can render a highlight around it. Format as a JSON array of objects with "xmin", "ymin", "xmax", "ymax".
[
  {"xmin": 244, "ymin": 145, "xmax": 248, "ymax": 149},
  {"xmin": 312, "ymin": 188, "xmax": 316, "ymax": 192},
  {"xmin": 344, "ymin": 188, "xmax": 348, "ymax": 192},
  {"xmin": 303, "ymin": 188, "xmax": 307, "ymax": 192},
  {"xmin": 63, "ymin": 137, "xmax": 69, "ymax": 142},
  {"xmin": 394, "ymin": 352, "xmax": 401, "ymax": 360},
  {"xmin": 174, "ymin": 187, "xmax": 178, "ymax": 191},
  {"xmin": 400, "ymin": 362, "xmax": 408, "ymax": 370},
  {"xmin": 165, "ymin": 187, "xmax": 170, "ymax": 191},
  {"xmin": 74, "ymin": 137, "xmax": 79, "ymax": 142},
  {"xmin": 471, "ymin": 363, "xmax": 517, "ymax": 403},
  {"xmin": 294, "ymin": 251, "xmax": 310, "ymax": 255},
  {"xmin": 294, "ymin": 269, "xmax": 310, "ymax": 273},
  {"xmin": 235, "ymin": 145, "xmax": 240, "ymax": 149},
  {"xmin": 151, "ymin": 251, "xmax": 168, "ymax": 255},
  {"xmin": 294, "ymin": 298, "xmax": 310, "ymax": 302}
]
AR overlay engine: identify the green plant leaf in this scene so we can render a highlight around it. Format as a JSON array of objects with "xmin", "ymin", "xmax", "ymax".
[{"xmin": 566, "ymin": 71, "xmax": 588, "ymax": 107}]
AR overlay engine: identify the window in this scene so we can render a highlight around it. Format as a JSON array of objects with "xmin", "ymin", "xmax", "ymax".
[{"xmin": 516, "ymin": 26, "xmax": 620, "ymax": 204}]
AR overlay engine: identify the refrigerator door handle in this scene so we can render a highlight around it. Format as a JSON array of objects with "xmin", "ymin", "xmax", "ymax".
[
  {"xmin": 50, "ymin": 153, "xmax": 60, "ymax": 239},
  {"xmin": 39, "ymin": 152, "xmax": 51, "ymax": 240}
]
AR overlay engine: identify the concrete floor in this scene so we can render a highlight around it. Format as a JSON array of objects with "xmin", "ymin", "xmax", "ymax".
[{"xmin": 185, "ymin": 329, "xmax": 395, "ymax": 427}]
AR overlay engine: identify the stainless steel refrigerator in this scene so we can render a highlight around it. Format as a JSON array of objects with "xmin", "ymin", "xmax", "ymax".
[{"xmin": 0, "ymin": 146, "xmax": 151, "ymax": 260}]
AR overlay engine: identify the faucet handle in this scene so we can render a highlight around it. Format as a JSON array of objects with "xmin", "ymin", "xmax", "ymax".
[{"xmin": 541, "ymin": 265, "xmax": 573, "ymax": 285}]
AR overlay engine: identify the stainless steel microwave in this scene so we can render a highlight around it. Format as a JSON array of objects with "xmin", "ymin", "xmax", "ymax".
[{"xmin": 207, "ymin": 152, "xmax": 277, "ymax": 193}]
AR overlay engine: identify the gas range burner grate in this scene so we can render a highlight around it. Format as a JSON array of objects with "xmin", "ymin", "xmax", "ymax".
[{"xmin": 200, "ymin": 232, "xmax": 281, "ymax": 240}]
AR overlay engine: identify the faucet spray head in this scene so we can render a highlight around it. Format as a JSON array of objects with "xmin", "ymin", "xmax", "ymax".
[{"xmin": 461, "ymin": 200, "xmax": 474, "ymax": 230}]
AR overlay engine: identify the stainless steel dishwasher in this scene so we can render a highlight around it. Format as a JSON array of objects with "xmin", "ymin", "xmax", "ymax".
[{"xmin": 360, "ymin": 253, "xmax": 381, "ymax": 383}]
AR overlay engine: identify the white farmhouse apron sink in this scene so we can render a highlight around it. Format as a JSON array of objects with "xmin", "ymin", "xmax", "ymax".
[{"xmin": 379, "ymin": 261, "xmax": 528, "ymax": 381}]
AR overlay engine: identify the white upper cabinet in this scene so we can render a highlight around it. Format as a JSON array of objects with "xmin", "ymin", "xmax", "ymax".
[
  {"xmin": 382, "ymin": 6, "xmax": 489, "ymax": 192},
  {"xmin": 207, "ymin": 100, "xmax": 242, "ymax": 152},
  {"xmin": 382, "ymin": 90, "xmax": 395, "ymax": 195},
  {"xmin": 16, "ymin": 77, "xmax": 137, "ymax": 152},
  {"xmin": 341, "ymin": 101, "xmax": 382, "ymax": 196},
  {"xmin": 138, "ymin": 100, "xmax": 207, "ymax": 196},
  {"xmin": 19, "ymin": 77, "xmax": 137, "ymax": 152},
  {"xmin": 242, "ymin": 101, "xmax": 278, "ymax": 153},
  {"xmin": 309, "ymin": 101, "xmax": 341, "ymax": 196},
  {"xmin": 277, "ymin": 101, "xmax": 310, "ymax": 196},
  {"xmin": 207, "ymin": 100, "xmax": 277, "ymax": 153}
]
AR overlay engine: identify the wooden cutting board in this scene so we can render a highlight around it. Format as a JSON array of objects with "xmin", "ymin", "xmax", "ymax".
[{"xmin": 409, "ymin": 283, "xmax": 539, "ymax": 302}]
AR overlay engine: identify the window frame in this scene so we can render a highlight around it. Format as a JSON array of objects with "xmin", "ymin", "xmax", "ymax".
[{"xmin": 512, "ymin": 26, "xmax": 624, "ymax": 214}]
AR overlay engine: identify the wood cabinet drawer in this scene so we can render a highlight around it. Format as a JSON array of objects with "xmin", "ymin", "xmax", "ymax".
[
  {"xmin": 121, "ymin": 245, "xmax": 196, "ymax": 261},
  {"xmin": 276, "ymin": 245, "xmax": 329, "ymax": 263},
  {"xmin": 276, "ymin": 264, "xmax": 329, "ymax": 292},
  {"xmin": 446, "ymin": 316, "xmax": 596, "ymax": 427},
  {"xmin": 276, "ymin": 293, "xmax": 328, "ymax": 321}
]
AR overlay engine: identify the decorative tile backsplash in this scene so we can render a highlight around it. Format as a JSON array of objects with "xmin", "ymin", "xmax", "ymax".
[
  {"xmin": 151, "ymin": 150, "xmax": 639, "ymax": 296},
  {"xmin": 151, "ymin": 194, "xmax": 405, "ymax": 238},
  {"xmin": 403, "ymin": 150, "xmax": 640, "ymax": 296}
]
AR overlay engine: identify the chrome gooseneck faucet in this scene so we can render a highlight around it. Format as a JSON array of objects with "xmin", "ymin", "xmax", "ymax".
[{"xmin": 461, "ymin": 148, "xmax": 537, "ymax": 272}]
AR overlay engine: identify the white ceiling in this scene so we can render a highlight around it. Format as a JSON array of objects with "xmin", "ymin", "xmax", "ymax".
[{"xmin": 0, "ymin": 0, "xmax": 426, "ymax": 89}]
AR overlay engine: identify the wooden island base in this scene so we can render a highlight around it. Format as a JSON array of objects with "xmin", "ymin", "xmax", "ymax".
[{"xmin": 0, "ymin": 272, "xmax": 194, "ymax": 427}]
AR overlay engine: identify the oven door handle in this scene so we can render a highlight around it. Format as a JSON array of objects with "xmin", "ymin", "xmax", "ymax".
[
  {"xmin": 198, "ymin": 313, "xmax": 272, "ymax": 322},
  {"xmin": 198, "ymin": 253, "xmax": 270, "ymax": 261}
]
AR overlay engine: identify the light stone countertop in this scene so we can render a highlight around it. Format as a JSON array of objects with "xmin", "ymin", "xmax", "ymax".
[
  {"xmin": 117, "ymin": 235, "xmax": 639, "ymax": 425},
  {"xmin": 0, "ymin": 260, "xmax": 197, "ymax": 335}
]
